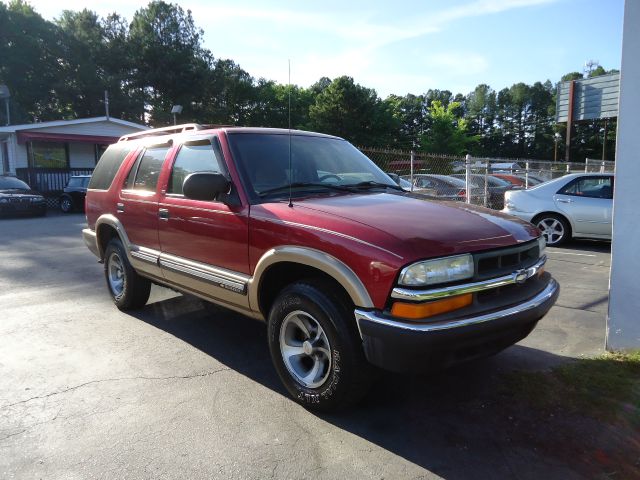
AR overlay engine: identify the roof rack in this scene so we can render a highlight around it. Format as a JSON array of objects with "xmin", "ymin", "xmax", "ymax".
[{"xmin": 118, "ymin": 123, "xmax": 205, "ymax": 142}]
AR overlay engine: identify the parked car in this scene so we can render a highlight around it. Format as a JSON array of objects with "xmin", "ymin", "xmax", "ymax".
[
  {"xmin": 387, "ymin": 172, "xmax": 437, "ymax": 195},
  {"xmin": 0, "ymin": 175, "xmax": 47, "ymax": 217},
  {"xmin": 83, "ymin": 124, "xmax": 558, "ymax": 411},
  {"xmin": 450, "ymin": 174, "xmax": 515, "ymax": 209},
  {"xmin": 59, "ymin": 175, "xmax": 91, "ymax": 213},
  {"xmin": 401, "ymin": 174, "xmax": 482, "ymax": 202},
  {"xmin": 503, "ymin": 173, "xmax": 613, "ymax": 245},
  {"xmin": 491, "ymin": 173, "xmax": 541, "ymax": 188}
]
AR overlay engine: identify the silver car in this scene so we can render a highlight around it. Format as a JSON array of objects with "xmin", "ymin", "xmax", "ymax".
[{"xmin": 502, "ymin": 173, "xmax": 613, "ymax": 245}]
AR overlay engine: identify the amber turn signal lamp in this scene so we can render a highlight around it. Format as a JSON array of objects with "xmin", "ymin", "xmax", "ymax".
[{"xmin": 391, "ymin": 294, "xmax": 473, "ymax": 320}]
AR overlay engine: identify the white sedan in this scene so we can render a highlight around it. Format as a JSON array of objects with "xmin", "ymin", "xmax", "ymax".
[{"xmin": 502, "ymin": 173, "xmax": 613, "ymax": 245}]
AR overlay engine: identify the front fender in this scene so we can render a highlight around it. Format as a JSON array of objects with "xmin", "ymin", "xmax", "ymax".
[{"xmin": 248, "ymin": 246, "xmax": 374, "ymax": 312}]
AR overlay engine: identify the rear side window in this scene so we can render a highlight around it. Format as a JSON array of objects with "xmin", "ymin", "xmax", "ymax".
[
  {"xmin": 125, "ymin": 146, "xmax": 169, "ymax": 192},
  {"xmin": 89, "ymin": 144, "xmax": 134, "ymax": 190},
  {"xmin": 559, "ymin": 176, "xmax": 613, "ymax": 199},
  {"xmin": 168, "ymin": 139, "xmax": 225, "ymax": 194}
]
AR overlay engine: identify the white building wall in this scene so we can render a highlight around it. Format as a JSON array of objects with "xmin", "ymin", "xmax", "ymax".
[
  {"xmin": 13, "ymin": 138, "xmax": 28, "ymax": 170},
  {"xmin": 607, "ymin": 0, "xmax": 640, "ymax": 350},
  {"xmin": 68, "ymin": 143, "xmax": 96, "ymax": 168}
]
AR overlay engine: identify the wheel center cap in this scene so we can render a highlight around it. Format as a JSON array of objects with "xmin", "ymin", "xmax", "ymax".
[{"xmin": 302, "ymin": 340, "xmax": 313, "ymax": 356}]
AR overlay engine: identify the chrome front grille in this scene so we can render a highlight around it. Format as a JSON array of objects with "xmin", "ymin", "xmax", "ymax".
[{"xmin": 473, "ymin": 240, "xmax": 540, "ymax": 281}]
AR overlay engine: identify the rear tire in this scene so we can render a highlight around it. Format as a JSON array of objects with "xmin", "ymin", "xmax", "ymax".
[
  {"xmin": 60, "ymin": 195, "xmax": 74, "ymax": 213},
  {"xmin": 104, "ymin": 238, "xmax": 151, "ymax": 310},
  {"xmin": 267, "ymin": 279, "xmax": 374, "ymax": 412},
  {"xmin": 534, "ymin": 213, "xmax": 571, "ymax": 246}
]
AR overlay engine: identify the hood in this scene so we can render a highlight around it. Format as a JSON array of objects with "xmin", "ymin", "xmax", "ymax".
[{"xmin": 293, "ymin": 192, "xmax": 540, "ymax": 260}]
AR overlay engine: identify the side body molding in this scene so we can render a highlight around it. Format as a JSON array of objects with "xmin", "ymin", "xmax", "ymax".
[
  {"xmin": 92, "ymin": 214, "xmax": 164, "ymax": 279},
  {"xmin": 248, "ymin": 246, "xmax": 374, "ymax": 313}
]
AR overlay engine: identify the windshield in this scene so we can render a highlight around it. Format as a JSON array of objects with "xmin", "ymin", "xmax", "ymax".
[
  {"xmin": 0, "ymin": 177, "xmax": 30, "ymax": 190},
  {"xmin": 227, "ymin": 133, "xmax": 396, "ymax": 201}
]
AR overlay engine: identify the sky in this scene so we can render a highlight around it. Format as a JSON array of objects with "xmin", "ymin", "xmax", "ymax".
[{"xmin": 25, "ymin": 0, "xmax": 624, "ymax": 98}]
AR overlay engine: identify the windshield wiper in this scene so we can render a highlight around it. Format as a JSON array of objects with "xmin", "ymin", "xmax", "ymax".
[
  {"xmin": 342, "ymin": 181, "xmax": 404, "ymax": 191},
  {"xmin": 258, "ymin": 182, "xmax": 353, "ymax": 196}
]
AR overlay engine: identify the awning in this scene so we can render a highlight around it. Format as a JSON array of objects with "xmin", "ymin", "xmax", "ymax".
[{"xmin": 16, "ymin": 131, "xmax": 119, "ymax": 145}]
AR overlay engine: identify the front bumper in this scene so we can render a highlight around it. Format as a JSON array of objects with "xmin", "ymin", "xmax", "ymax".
[{"xmin": 355, "ymin": 278, "xmax": 559, "ymax": 372}]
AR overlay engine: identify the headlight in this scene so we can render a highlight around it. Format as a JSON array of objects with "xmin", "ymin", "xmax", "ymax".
[
  {"xmin": 31, "ymin": 197, "xmax": 43, "ymax": 203},
  {"xmin": 504, "ymin": 199, "xmax": 519, "ymax": 211},
  {"xmin": 538, "ymin": 235, "xmax": 547, "ymax": 256},
  {"xmin": 0, "ymin": 198, "xmax": 7, "ymax": 204},
  {"xmin": 398, "ymin": 254, "xmax": 474, "ymax": 286}
]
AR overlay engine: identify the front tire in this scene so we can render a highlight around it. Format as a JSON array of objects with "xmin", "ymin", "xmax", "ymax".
[
  {"xmin": 267, "ymin": 280, "xmax": 374, "ymax": 412},
  {"xmin": 104, "ymin": 238, "xmax": 151, "ymax": 310},
  {"xmin": 534, "ymin": 213, "xmax": 571, "ymax": 246}
]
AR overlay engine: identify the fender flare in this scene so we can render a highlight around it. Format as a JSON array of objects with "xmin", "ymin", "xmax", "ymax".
[
  {"xmin": 248, "ymin": 246, "xmax": 374, "ymax": 312},
  {"xmin": 94, "ymin": 214, "xmax": 134, "ymax": 261}
]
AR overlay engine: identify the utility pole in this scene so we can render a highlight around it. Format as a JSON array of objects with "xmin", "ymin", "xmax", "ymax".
[
  {"xmin": 104, "ymin": 91, "xmax": 110, "ymax": 119},
  {"xmin": 602, "ymin": 118, "xmax": 608, "ymax": 160},
  {"xmin": 0, "ymin": 85, "xmax": 10, "ymax": 126}
]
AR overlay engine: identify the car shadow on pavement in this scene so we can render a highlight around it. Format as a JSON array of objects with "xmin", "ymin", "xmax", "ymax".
[
  {"xmin": 129, "ymin": 293, "xmax": 611, "ymax": 479},
  {"xmin": 562, "ymin": 239, "xmax": 611, "ymax": 254}
]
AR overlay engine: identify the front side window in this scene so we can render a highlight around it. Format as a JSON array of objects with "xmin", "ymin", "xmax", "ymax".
[
  {"xmin": 31, "ymin": 141, "xmax": 67, "ymax": 169},
  {"xmin": 559, "ymin": 176, "xmax": 613, "ymax": 199},
  {"xmin": 228, "ymin": 133, "xmax": 395, "ymax": 201},
  {"xmin": 168, "ymin": 139, "xmax": 225, "ymax": 195}
]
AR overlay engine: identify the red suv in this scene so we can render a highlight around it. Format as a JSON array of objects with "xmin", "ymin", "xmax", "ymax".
[{"xmin": 83, "ymin": 124, "xmax": 558, "ymax": 411}]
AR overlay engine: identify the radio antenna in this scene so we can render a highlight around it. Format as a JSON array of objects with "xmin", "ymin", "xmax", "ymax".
[{"xmin": 288, "ymin": 59, "xmax": 293, "ymax": 208}]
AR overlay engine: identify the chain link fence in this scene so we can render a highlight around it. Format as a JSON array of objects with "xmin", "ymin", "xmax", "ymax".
[{"xmin": 360, "ymin": 147, "xmax": 615, "ymax": 210}]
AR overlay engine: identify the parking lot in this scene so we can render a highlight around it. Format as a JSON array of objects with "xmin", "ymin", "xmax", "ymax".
[{"xmin": 0, "ymin": 213, "xmax": 614, "ymax": 480}]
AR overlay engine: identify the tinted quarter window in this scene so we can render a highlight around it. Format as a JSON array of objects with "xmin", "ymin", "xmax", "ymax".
[
  {"xmin": 169, "ymin": 140, "xmax": 225, "ymax": 195},
  {"xmin": 131, "ymin": 147, "xmax": 169, "ymax": 192},
  {"xmin": 89, "ymin": 144, "xmax": 134, "ymax": 190},
  {"xmin": 559, "ymin": 176, "xmax": 613, "ymax": 199}
]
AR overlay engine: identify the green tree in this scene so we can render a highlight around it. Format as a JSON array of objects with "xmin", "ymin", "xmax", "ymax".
[
  {"xmin": 420, "ymin": 100, "xmax": 476, "ymax": 155},
  {"xmin": 308, "ymin": 76, "xmax": 394, "ymax": 146},
  {"xmin": 128, "ymin": 1, "xmax": 209, "ymax": 124},
  {"xmin": 0, "ymin": 1, "xmax": 72, "ymax": 122}
]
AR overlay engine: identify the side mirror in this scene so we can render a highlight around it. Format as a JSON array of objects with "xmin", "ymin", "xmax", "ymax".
[{"xmin": 182, "ymin": 172, "xmax": 230, "ymax": 201}]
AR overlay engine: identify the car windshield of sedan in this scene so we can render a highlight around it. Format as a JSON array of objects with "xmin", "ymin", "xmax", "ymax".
[
  {"xmin": 0, "ymin": 177, "xmax": 30, "ymax": 190},
  {"xmin": 227, "ymin": 133, "xmax": 398, "ymax": 200}
]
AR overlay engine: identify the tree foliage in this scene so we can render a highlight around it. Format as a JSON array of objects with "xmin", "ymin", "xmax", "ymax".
[{"xmin": 0, "ymin": 1, "xmax": 619, "ymax": 159}]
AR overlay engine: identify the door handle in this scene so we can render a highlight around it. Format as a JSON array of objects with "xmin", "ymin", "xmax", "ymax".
[
  {"xmin": 116, "ymin": 202, "xmax": 125, "ymax": 212},
  {"xmin": 158, "ymin": 208, "xmax": 170, "ymax": 220},
  {"xmin": 557, "ymin": 198, "xmax": 573, "ymax": 204}
]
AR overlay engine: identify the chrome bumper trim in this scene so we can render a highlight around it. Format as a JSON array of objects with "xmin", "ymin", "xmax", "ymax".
[
  {"xmin": 356, "ymin": 278, "xmax": 558, "ymax": 333},
  {"xmin": 391, "ymin": 255, "xmax": 547, "ymax": 302},
  {"xmin": 82, "ymin": 228, "xmax": 99, "ymax": 259}
]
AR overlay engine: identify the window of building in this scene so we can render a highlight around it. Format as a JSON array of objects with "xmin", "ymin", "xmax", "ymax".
[
  {"xmin": 30, "ymin": 141, "xmax": 68, "ymax": 169},
  {"xmin": 95, "ymin": 144, "xmax": 108, "ymax": 164},
  {"xmin": 168, "ymin": 139, "xmax": 225, "ymax": 195}
]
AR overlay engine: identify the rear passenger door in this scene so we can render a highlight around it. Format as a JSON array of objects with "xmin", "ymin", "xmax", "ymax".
[
  {"xmin": 118, "ymin": 142, "xmax": 171, "ymax": 259},
  {"xmin": 554, "ymin": 175, "xmax": 613, "ymax": 237},
  {"xmin": 157, "ymin": 136, "xmax": 250, "ymax": 306}
]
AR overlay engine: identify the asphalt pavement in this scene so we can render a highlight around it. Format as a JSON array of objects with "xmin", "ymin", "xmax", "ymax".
[{"xmin": 0, "ymin": 213, "xmax": 611, "ymax": 479}]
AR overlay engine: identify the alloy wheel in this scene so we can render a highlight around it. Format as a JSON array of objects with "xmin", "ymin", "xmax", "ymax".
[
  {"xmin": 537, "ymin": 217, "xmax": 565, "ymax": 245},
  {"xmin": 279, "ymin": 310, "xmax": 332, "ymax": 388}
]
